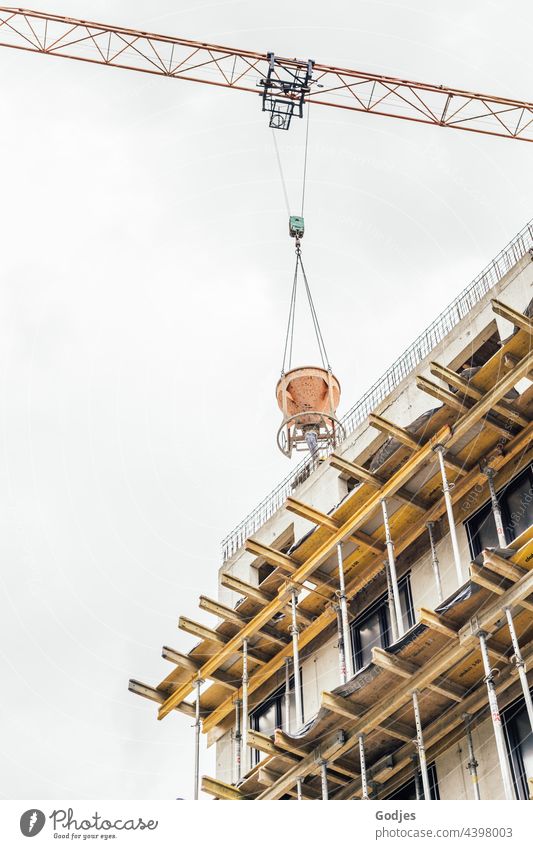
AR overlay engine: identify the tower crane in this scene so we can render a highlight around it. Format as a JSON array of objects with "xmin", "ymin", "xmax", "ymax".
[{"xmin": 0, "ymin": 6, "xmax": 532, "ymax": 140}]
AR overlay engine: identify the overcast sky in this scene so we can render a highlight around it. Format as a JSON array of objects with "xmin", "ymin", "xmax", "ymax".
[{"xmin": 1, "ymin": 0, "xmax": 533, "ymax": 800}]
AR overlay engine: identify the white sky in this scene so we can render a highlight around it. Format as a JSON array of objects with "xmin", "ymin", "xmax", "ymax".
[{"xmin": 1, "ymin": 0, "xmax": 533, "ymax": 800}]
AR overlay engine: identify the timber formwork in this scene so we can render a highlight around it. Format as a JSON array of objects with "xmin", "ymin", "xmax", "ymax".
[{"xmin": 131, "ymin": 295, "xmax": 533, "ymax": 800}]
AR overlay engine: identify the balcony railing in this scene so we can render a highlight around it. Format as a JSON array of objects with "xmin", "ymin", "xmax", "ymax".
[{"xmin": 222, "ymin": 220, "xmax": 533, "ymax": 562}]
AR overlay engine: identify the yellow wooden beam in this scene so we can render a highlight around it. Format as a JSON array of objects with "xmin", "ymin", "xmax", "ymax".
[
  {"xmin": 470, "ymin": 563, "xmax": 533, "ymax": 613},
  {"xmin": 416, "ymin": 376, "xmax": 511, "ymax": 439},
  {"xmin": 371, "ymin": 647, "xmax": 416, "ymax": 678},
  {"xmin": 273, "ymin": 730, "xmax": 359, "ymax": 780},
  {"xmin": 369, "ymin": 413, "xmax": 466, "ymax": 476},
  {"xmin": 161, "ymin": 647, "xmax": 238, "ymax": 691},
  {"xmin": 429, "ymin": 361, "xmax": 528, "ymax": 427},
  {"xmin": 285, "ymin": 496, "xmax": 385, "ymax": 554},
  {"xmin": 321, "ymin": 691, "xmax": 415, "ymax": 742},
  {"xmin": 492, "ymin": 298, "xmax": 533, "ymax": 336},
  {"xmin": 369, "ymin": 414, "xmax": 419, "ymax": 449},
  {"xmin": 220, "ymin": 573, "xmax": 274, "ymax": 605},
  {"xmin": 199, "ymin": 596, "xmax": 288, "ymax": 648},
  {"xmin": 329, "ymin": 454, "xmax": 430, "ymax": 511},
  {"xmin": 128, "ymin": 679, "xmax": 195, "ymax": 718},
  {"xmin": 481, "ymin": 551, "xmax": 526, "ymax": 582},
  {"xmin": 245, "ymin": 539, "xmax": 298, "ymax": 572},
  {"xmin": 245, "ymin": 538, "xmax": 332, "ymax": 589},
  {"xmin": 418, "ymin": 607, "xmax": 458, "ymax": 639},
  {"xmin": 178, "ymin": 617, "xmax": 269, "ymax": 665},
  {"xmin": 247, "ymin": 730, "xmax": 349, "ymax": 785},
  {"xmin": 201, "ymin": 776, "xmax": 244, "ymax": 800}
]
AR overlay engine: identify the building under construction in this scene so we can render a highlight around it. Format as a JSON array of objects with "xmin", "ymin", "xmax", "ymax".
[{"xmin": 130, "ymin": 220, "xmax": 533, "ymax": 801}]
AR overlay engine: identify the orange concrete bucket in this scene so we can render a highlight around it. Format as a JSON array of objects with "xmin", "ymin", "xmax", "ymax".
[{"xmin": 276, "ymin": 366, "xmax": 341, "ymax": 426}]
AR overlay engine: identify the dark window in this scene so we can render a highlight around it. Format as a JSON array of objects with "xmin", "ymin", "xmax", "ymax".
[
  {"xmin": 466, "ymin": 465, "xmax": 533, "ymax": 558},
  {"xmin": 387, "ymin": 762, "xmax": 439, "ymax": 800},
  {"xmin": 503, "ymin": 693, "xmax": 533, "ymax": 799},
  {"xmin": 250, "ymin": 674, "xmax": 302, "ymax": 766},
  {"xmin": 258, "ymin": 562, "xmax": 275, "ymax": 584},
  {"xmin": 350, "ymin": 575, "xmax": 414, "ymax": 672}
]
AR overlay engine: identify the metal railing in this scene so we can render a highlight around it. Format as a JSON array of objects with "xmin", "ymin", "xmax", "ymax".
[{"xmin": 222, "ymin": 220, "xmax": 533, "ymax": 561}]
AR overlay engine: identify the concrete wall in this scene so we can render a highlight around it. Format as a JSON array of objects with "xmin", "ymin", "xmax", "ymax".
[{"xmin": 435, "ymin": 717, "xmax": 504, "ymax": 800}]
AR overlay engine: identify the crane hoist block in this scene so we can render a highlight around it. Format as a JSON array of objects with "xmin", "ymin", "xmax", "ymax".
[{"xmin": 289, "ymin": 215, "xmax": 305, "ymax": 238}]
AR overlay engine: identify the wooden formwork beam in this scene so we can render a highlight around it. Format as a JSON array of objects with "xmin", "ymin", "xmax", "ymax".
[
  {"xmin": 481, "ymin": 551, "xmax": 527, "ymax": 582},
  {"xmin": 246, "ymin": 538, "xmax": 333, "ymax": 588},
  {"xmin": 322, "ymin": 691, "xmax": 414, "ymax": 742},
  {"xmin": 161, "ymin": 647, "xmax": 238, "ymax": 691},
  {"xmin": 368, "ymin": 413, "xmax": 466, "ymax": 475},
  {"xmin": 418, "ymin": 607, "xmax": 458, "ymax": 639},
  {"xmin": 469, "ymin": 564, "xmax": 533, "ymax": 613},
  {"xmin": 429, "ymin": 361, "xmax": 529, "ymax": 427},
  {"xmin": 492, "ymin": 298, "xmax": 533, "ymax": 336},
  {"xmin": 178, "ymin": 617, "xmax": 270, "ymax": 665},
  {"xmin": 329, "ymin": 454, "xmax": 429, "ymax": 511},
  {"xmin": 198, "ymin": 596, "xmax": 288, "ymax": 648},
  {"xmin": 201, "ymin": 776, "xmax": 244, "ymax": 800},
  {"xmin": 128, "ymin": 679, "xmax": 195, "ymax": 718},
  {"xmin": 416, "ymin": 376, "xmax": 513, "ymax": 439},
  {"xmin": 220, "ymin": 573, "xmax": 274, "ymax": 605},
  {"xmin": 246, "ymin": 730, "xmax": 350, "ymax": 785},
  {"xmin": 285, "ymin": 496, "xmax": 385, "ymax": 554}
]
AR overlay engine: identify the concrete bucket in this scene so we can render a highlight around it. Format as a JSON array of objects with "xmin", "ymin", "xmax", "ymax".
[{"xmin": 276, "ymin": 366, "xmax": 344, "ymax": 457}]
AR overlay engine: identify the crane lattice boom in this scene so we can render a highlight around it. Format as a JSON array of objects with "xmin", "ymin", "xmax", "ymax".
[{"xmin": 1, "ymin": 6, "xmax": 533, "ymax": 140}]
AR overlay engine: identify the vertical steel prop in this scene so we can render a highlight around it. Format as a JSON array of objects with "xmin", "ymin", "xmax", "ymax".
[
  {"xmin": 320, "ymin": 761, "xmax": 329, "ymax": 800},
  {"xmin": 434, "ymin": 444, "xmax": 463, "ymax": 585},
  {"xmin": 296, "ymin": 777, "xmax": 303, "ymax": 801},
  {"xmin": 359, "ymin": 734, "xmax": 369, "ymax": 800},
  {"xmin": 234, "ymin": 698, "xmax": 242, "ymax": 784},
  {"xmin": 411, "ymin": 754, "xmax": 422, "ymax": 800},
  {"xmin": 241, "ymin": 638, "xmax": 249, "ymax": 777},
  {"xmin": 505, "ymin": 607, "xmax": 533, "ymax": 734},
  {"xmin": 194, "ymin": 678, "xmax": 203, "ymax": 800},
  {"xmin": 284, "ymin": 657, "xmax": 292, "ymax": 732},
  {"xmin": 483, "ymin": 465, "xmax": 507, "ymax": 548},
  {"xmin": 337, "ymin": 543, "xmax": 354, "ymax": 679},
  {"xmin": 426, "ymin": 521, "xmax": 444, "ymax": 603},
  {"xmin": 478, "ymin": 631, "xmax": 515, "ymax": 799},
  {"xmin": 335, "ymin": 605, "xmax": 347, "ymax": 685},
  {"xmin": 381, "ymin": 497, "xmax": 404, "ymax": 638},
  {"xmin": 291, "ymin": 589, "xmax": 304, "ymax": 727},
  {"xmin": 412, "ymin": 690, "xmax": 431, "ymax": 800},
  {"xmin": 384, "ymin": 558, "xmax": 399, "ymax": 642},
  {"xmin": 463, "ymin": 713, "xmax": 481, "ymax": 800}
]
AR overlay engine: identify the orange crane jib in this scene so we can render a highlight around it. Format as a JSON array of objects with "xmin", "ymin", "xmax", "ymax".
[{"xmin": 1, "ymin": 7, "xmax": 533, "ymax": 140}]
